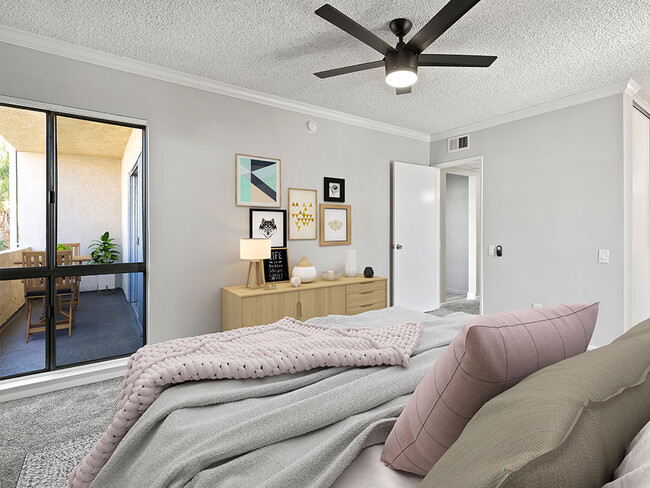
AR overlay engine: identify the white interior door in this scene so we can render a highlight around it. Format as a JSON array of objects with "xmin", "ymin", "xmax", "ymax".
[{"xmin": 392, "ymin": 161, "xmax": 439, "ymax": 312}]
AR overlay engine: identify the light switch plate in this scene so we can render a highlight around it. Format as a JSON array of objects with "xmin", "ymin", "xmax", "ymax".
[
  {"xmin": 488, "ymin": 245, "xmax": 495, "ymax": 256},
  {"xmin": 598, "ymin": 249, "xmax": 610, "ymax": 264}
]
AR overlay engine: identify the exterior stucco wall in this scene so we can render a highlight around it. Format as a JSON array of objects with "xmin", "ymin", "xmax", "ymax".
[{"xmin": 16, "ymin": 151, "xmax": 122, "ymax": 291}]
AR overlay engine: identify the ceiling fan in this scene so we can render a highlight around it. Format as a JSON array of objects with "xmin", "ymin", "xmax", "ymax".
[{"xmin": 314, "ymin": 0, "xmax": 497, "ymax": 95}]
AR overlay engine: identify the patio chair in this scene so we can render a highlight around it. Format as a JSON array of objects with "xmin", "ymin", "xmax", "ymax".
[
  {"xmin": 22, "ymin": 250, "xmax": 76, "ymax": 343},
  {"xmin": 58, "ymin": 242, "xmax": 81, "ymax": 310}
]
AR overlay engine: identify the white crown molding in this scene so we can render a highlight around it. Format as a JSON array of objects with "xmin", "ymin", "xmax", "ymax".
[
  {"xmin": 430, "ymin": 79, "xmax": 640, "ymax": 142},
  {"xmin": 625, "ymin": 79, "xmax": 642, "ymax": 97},
  {"xmin": 0, "ymin": 25, "xmax": 430, "ymax": 142}
]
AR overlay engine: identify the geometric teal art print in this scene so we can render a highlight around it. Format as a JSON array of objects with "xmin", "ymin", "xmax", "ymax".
[{"xmin": 236, "ymin": 154, "xmax": 281, "ymax": 207}]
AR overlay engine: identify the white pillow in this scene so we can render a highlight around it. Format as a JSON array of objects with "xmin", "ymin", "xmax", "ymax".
[{"xmin": 602, "ymin": 419, "xmax": 650, "ymax": 488}]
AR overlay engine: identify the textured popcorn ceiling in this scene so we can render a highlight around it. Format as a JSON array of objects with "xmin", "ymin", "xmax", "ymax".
[{"xmin": 1, "ymin": 0, "xmax": 649, "ymax": 134}]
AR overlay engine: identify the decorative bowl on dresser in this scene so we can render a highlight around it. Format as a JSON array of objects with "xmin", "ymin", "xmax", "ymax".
[{"xmin": 221, "ymin": 275, "xmax": 387, "ymax": 331}]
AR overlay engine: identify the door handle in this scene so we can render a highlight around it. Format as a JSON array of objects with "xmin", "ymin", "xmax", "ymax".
[{"xmin": 395, "ymin": 244, "xmax": 403, "ymax": 250}]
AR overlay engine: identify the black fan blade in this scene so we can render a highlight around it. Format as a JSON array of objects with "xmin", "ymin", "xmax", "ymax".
[
  {"xmin": 396, "ymin": 86, "xmax": 412, "ymax": 95},
  {"xmin": 314, "ymin": 60, "xmax": 384, "ymax": 79},
  {"xmin": 405, "ymin": 0, "xmax": 484, "ymax": 54},
  {"xmin": 315, "ymin": 4, "xmax": 394, "ymax": 56},
  {"xmin": 418, "ymin": 54, "xmax": 497, "ymax": 67}
]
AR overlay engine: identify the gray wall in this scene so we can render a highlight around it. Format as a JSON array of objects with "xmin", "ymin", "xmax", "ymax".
[
  {"xmin": 445, "ymin": 173, "xmax": 469, "ymax": 295},
  {"xmin": 0, "ymin": 42, "xmax": 429, "ymax": 343},
  {"xmin": 431, "ymin": 95, "xmax": 625, "ymax": 347}
]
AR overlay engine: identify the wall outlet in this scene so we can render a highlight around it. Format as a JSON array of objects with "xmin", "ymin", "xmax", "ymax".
[
  {"xmin": 532, "ymin": 302, "xmax": 542, "ymax": 308},
  {"xmin": 598, "ymin": 249, "xmax": 610, "ymax": 264},
  {"xmin": 488, "ymin": 245, "xmax": 495, "ymax": 256}
]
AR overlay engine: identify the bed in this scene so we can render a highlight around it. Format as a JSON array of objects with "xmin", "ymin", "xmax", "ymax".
[
  {"xmin": 72, "ymin": 305, "xmax": 650, "ymax": 488},
  {"xmin": 75, "ymin": 306, "xmax": 470, "ymax": 488}
]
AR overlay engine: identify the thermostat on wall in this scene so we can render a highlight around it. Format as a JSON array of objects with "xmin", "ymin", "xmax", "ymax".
[{"xmin": 306, "ymin": 120, "xmax": 317, "ymax": 133}]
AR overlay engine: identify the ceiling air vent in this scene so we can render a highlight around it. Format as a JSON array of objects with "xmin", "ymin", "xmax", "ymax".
[{"xmin": 448, "ymin": 134, "xmax": 469, "ymax": 153}]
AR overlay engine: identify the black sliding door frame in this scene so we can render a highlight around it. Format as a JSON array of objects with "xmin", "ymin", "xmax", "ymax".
[{"xmin": 0, "ymin": 101, "xmax": 147, "ymax": 379}]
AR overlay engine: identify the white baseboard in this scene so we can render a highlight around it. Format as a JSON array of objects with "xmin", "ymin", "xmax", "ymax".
[
  {"xmin": 466, "ymin": 292, "xmax": 476, "ymax": 300},
  {"xmin": 0, "ymin": 357, "xmax": 127, "ymax": 403},
  {"xmin": 587, "ymin": 344, "xmax": 599, "ymax": 351}
]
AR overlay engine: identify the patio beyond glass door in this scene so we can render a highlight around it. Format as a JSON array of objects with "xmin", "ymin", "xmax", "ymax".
[
  {"xmin": 54, "ymin": 115, "xmax": 145, "ymax": 367},
  {"xmin": 0, "ymin": 104, "xmax": 146, "ymax": 380}
]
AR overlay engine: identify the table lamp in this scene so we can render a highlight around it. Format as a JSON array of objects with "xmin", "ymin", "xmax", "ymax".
[{"xmin": 240, "ymin": 238, "xmax": 271, "ymax": 289}]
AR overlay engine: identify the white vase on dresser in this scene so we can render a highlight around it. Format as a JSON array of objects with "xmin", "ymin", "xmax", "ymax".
[{"xmin": 344, "ymin": 249, "xmax": 357, "ymax": 277}]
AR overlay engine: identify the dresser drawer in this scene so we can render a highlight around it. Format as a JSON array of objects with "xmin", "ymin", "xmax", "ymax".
[
  {"xmin": 347, "ymin": 280, "xmax": 385, "ymax": 295},
  {"xmin": 347, "ymin": 289, "xmax": 386, "ymax": 308},
  {"xmin": 347, "ymin": 301, "xmax": 386, "ymax": 315}
]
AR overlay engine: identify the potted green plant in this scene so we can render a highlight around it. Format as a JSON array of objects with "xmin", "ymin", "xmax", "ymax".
[
  {"xmin": 89, "ymin": 231, "xmax": 120, "ymax": 264},
  {"xmin": 89, "ymin": 231, "xmax": 120, "ymax": 292}
]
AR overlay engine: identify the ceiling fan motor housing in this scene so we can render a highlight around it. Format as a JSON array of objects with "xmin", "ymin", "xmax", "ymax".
[
  {"xmin": 385, "ymin": 49, "xmax": 418, "ymax": 77},
  {"xmin": 389, "ymin": 18, "xmax": 413, "ymax": 39}
]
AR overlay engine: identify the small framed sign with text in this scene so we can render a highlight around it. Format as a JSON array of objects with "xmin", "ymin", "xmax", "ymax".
[{"xmin": 263, "ymin": 247, "xmax": 290, "ymax": 282}]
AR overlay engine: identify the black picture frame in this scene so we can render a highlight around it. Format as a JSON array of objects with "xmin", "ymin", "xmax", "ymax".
[
  {"xmin": 324, "ymin": 177, "xmax": 345, "ymax": 202},
  {"xmin": 249, "ymin": 208, "xmax": 287, "ymax": 248},
  {"xmin": 264, "ymin": 247, "xmax": 290, "ymax": 282}
]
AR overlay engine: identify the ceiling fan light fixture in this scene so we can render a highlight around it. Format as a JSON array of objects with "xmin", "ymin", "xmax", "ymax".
[
  {"xmin": 385, "ymin": 67, "xmax": 418, "ymax": 88},
  {"xmin": 384, "ymin": 49, "xmax": 418, "ymax": 88}
]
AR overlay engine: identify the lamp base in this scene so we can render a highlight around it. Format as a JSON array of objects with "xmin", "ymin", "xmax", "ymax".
[{"xmin": 246, "ymin": 260, "xmax": 266, "ymax": 289}]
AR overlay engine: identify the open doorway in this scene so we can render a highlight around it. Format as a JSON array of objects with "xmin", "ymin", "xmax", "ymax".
[{"xmin": 434, "ymin": 156, "xmax": 483, "ymax": 315}]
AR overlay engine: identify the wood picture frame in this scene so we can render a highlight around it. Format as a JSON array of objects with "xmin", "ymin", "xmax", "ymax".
[
  {"xmin": 323, "ymin": 177, "xmax": 345, "ymax": 202},
  {"xmin": 288, "ymin": 188, "xmax": 317, "ymax": 240},
  {"xmin": 319, "ymin": 204, "xmax": 351, "ymax": 246},
  {"xmin": 249, "ymin": 208, "xmax": 287, "ymax": 248},
  {"xmin": 263, "ymin": 247, "xmax": 290, "ymax": 283},
  {"xmin": 236, "ymin": 154, "xmax": 281, "ymax": 207}
]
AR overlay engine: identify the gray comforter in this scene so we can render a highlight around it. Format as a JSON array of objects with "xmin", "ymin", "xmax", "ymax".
[{"xmin": 90, "ymin": 307, "xmax": 471, "ymax": 488}]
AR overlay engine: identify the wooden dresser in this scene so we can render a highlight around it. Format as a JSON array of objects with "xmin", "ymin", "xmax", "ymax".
[{"xmin": 221, "ymin": 275, "xmax": 387, "ymax": 331}]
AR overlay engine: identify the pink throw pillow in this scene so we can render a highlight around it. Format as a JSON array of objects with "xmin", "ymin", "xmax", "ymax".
[{"xmin": 381, "ymin": 303, "xmax": 599, "ymax": 475}]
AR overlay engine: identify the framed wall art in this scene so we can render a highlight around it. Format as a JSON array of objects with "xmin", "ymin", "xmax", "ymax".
[
  {"xmin": 319, "ymin": 204, "xmax": 351, "ymax": 246},
  {"xmin": 264, "ymin": 247, "xmax": 290, "ymax": 283},
  {"xmin": 323, "ymin": 177, "xmax": 345, "ymax": 202},
  {"xmin": 288, "ymin": 188, "xmax": 317, "ymax": 240},
  {"xmin": 236, "ymin": 154, "xmax": 281, "ymax": 207},
  {"xmin": 249, "ymin": 208, "xmax": 287, "ymax": 248}
]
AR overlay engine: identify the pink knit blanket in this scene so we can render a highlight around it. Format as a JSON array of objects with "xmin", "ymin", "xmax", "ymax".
[{"xmin": 68, "ymin": 317, "xmax": 422, "ymax": 487}]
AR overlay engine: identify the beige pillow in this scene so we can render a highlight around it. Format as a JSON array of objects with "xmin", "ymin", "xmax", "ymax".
[
  {"xmin": 603, "ymin": 419, "xmax": 650, "ymax": 488},
  {"xmin": 419, "ymin": 318, "xmax": 650, "ymax": 488}
]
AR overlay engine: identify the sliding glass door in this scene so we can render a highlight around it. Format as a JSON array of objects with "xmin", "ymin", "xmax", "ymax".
[{"xmin": 0, "ymin": 103, "xmax": 146, "ymax": 380}]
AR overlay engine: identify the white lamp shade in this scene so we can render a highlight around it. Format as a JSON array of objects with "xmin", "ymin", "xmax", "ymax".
[{"xmin": 240, "ymin": 238, "xmax": 271, "ymax": 260}]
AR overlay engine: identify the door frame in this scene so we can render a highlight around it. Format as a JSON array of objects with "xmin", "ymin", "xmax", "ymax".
[
  {"xmin": 432, "ymin": 156, "xmax": 484, "ymax": 314},
  {"xmin": 128, "ymin": 155, "xmax": 144, "ymax": 326}
]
